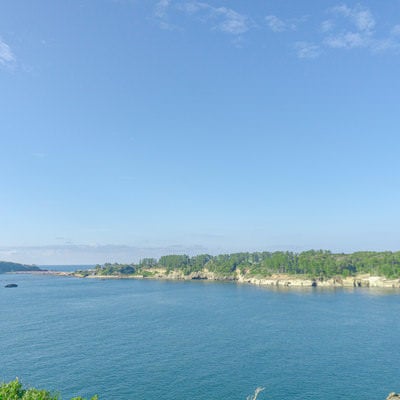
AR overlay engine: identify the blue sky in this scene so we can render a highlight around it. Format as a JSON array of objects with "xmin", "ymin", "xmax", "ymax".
[{"xmin": 1, "ymin": 0, "xmax": 400, "ymax": 264}]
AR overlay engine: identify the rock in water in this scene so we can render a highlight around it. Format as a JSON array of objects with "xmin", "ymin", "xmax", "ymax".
[
  {"xmin": 387, "ymin": 393, "xmax": 400, "ymax": 400},
  {"xmin": 4, "ymin": 283, "xmax": 18, "ymax": 288}
]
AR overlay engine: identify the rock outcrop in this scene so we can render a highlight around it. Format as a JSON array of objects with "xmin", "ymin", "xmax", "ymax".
[
  {"xmin": 236, "ymin": 273, "xmax": 400, "ymax": 288},
  {"xmin": 74, "ymin": 267, "xmax": 400, "ymax": 289},
  {"xmin": 152, "ymin": 269, "xmax": 234, "ymax": 281},
  {"xmin": 387, "ymin": 393, "xmax": 400, "ymax": 400}
]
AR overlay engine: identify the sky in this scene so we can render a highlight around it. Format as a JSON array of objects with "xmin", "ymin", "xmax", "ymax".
[{"xmin": 1, "ymin": 0, "xmax": 400, "ymax": 264}]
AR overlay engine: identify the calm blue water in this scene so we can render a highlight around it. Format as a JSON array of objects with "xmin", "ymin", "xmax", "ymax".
[{"xmin": 1, "ymin": 271, "xmax": 399, "ymax": 400}]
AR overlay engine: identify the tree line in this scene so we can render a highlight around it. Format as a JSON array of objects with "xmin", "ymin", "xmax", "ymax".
[{"xmin": 87, "ymin": 250, "xmax": 400, "ymax": 279}]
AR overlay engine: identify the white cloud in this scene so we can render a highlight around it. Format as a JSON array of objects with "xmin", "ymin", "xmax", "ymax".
[
  {"xmin": 150, "ymin": 2, "xmax": 400, "ymax": 57},
  {"xmin": 265, "ymin": 15, "xmax": 287, "ymax": 32},
  {"xmin": 178, "ymin": 1, "xmax": 204, "ymax": 15},
  {"xmin": 265, "ymin": 15, "xmax": 297, "ymax": 33},
  {"xmin": 295, "ymin": 41, "xmax": 321, "ymax": 59},
  {"xmin": 153, "ymin": 0, "xmax": 180, "ymax": 30},
  {"xmin": 354, "ymin": 8, "xmax": 375, "ymax": 31},
  {"xmin": 180, "ymin": 2, "xmax": 252, "ymax": 35},
  {"xmin": 324, "ymin": 31, "xmax": 368, "ymax": 49},
  {"xmin": 153, "ymin": 1, "xmax": 251, "ymax": 34},
  {"xmin": 0, "ymin": 38, "xmax": 15, "ymax": 67},
  {"xmin": 321, "ymin": 20, "xmax": 334, "ymax": 33},
  {"xmin": 212, "ymin": 7, "xmax": 250, "ymax": 34},
  {"xmin": 264, "ymin": 4, "xmax": 399, "ymax": 58},
  {"xmin": 331, "ymin": 4, "xmax": 375, "ymax": 31},
  {"xmin": 154, "ymin": 0, "xmax": 170, "ymax": 18},
  {"xmin": 319, "ymin": 5, "xmax": 400, "ymax": 55},
  {"xmin": 322, "ymin": 4, "xmax": 400, "ymax": 53}
]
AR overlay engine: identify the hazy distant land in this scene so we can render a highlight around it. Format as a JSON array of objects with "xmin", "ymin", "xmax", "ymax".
[{"xmin": 0, "ymin": 261, "xmax": 41, "ymax": 274}]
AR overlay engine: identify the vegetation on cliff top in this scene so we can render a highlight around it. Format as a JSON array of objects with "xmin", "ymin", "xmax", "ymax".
[{"xmin": 81, "ymin": 250, "xmax": 400, "ymax": 279}]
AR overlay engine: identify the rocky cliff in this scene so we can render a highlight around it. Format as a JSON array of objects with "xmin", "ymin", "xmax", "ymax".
[
  {"xmin": 237, "ymin": 273, "xmax": 400, "ymax": 288},
  {"xmin": 77, "ymin": 267, "xmax": 400, "ymax": 288}
]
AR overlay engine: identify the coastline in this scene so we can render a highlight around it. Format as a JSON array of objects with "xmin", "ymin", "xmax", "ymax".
[
  {"xmin": 12, "ymin": 269, "xmax": 400, "ymax": 288},
  {"xmin": 67, "ymin": 269, "xmax": 400, "ymax": 289}
]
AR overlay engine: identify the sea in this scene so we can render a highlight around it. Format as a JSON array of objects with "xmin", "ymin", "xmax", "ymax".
[{"xmin": 1, "ymin": 265, "xmax": 399, "ymax": 400}]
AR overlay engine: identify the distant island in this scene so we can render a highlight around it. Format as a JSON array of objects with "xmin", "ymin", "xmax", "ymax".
[
  {"xmin": 73, "ymin": 250, "xmax": 400, "ymax": 288},
  {"xmin": 0, "ymin": 261, "xmax": 41, "ymax": 274}
]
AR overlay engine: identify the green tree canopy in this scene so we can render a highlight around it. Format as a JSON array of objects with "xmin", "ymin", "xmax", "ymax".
[{"xmin": 0, "ymin": 379, "xmax": 97, "ymax": 400}]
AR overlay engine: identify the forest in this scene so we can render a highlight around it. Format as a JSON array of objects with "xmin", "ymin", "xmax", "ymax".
[{"xmin": 86, "ymin": 250, "xmax": 400, "ymax": 279}]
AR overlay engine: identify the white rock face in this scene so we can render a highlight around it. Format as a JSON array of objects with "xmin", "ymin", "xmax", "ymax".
[
  {"xmin": 236, "ymin": 272, "xmax": 400, "ymax": 288},
  {"xmin": 80, "ymin": 268, "xmax": 400, "ymax": 289}
]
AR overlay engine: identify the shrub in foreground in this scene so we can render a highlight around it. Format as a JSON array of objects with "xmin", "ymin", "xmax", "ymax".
[{"xmin": 0, "ymin": 379, "xmax": 97, "ymax": 400}]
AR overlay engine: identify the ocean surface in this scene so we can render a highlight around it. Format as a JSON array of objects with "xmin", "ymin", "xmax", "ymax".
[{"xmin": 1, "ymin": 267, "xmax": 399, "ymax": 400}]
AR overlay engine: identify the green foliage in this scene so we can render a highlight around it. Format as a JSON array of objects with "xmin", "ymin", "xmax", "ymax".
[
  {"xmin": 141, "ymin": 270, "xmax": 155, "ymax": 277},
  {"xmin": 159, "ymin": 255, "xmax": 190, "ymax": 272},
  {"xmin": 93, "ymin": 263, "xmax": 135, "ymax": 276},
  {"xmin": 0, "ymin": 380, "xmax": 97, "ymax": 400},
  {"xmin": 118, "ymin": 265, "xmax": 135, "ymax": 274},
  {"xmin": 88, "ymin": 250, "xmax": 400, "ymax": 279},
  {"xmin": 71, "ymin": 397, "xmax": 98, "ymax": 400},
  {"xmin": 0, "ymin": 378, "xmax": 25, "ymax": 400},
  {"xmin": 75, "ymin": 270, "xmax": 90, "ymax": 277},
  {"xmin": 138, "ymin": 258, "xmax": 157, "ymax": 268},
  {"xmin": 206, "ymin": 253, "xmax": 248, "ymax": 274}
]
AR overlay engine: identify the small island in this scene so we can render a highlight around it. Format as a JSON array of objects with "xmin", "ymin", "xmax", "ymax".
[{"xmin": 73, "ymin": 250, "xmax": 400, "ymax": 288}]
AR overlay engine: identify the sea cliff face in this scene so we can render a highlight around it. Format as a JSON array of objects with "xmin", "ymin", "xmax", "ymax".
[
  {"xmin": 237, "ymin": 273, "xmax": 400, "ymax": 288},
  {"xmin": 154, "ymin": 269, "xmax": 400, "ymax": 288},
  {"xmin": 152, "ymin": 269, "xmax": 233, "ymax": 281},
  {"xmin": 78, "ymin": 268, "xmax": 400, "ymax": 288}
]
